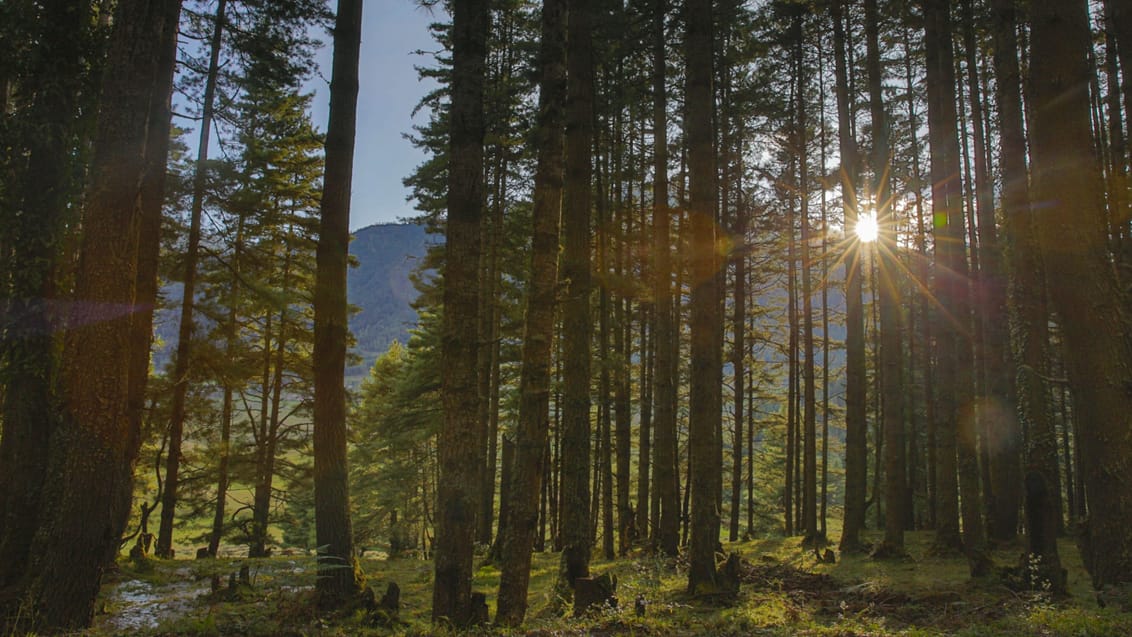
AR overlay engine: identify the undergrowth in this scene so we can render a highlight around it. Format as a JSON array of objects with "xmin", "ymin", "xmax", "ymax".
[{"xmin": 80, "ymin": 531, "xmax": 1131, "ymax": 636}]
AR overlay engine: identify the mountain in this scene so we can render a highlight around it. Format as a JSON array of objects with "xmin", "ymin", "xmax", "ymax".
[
  {"xmin": 346, "ymin": 222, "xmax": 432, "ymax": 375},
  {"xmin": 152, "ymin": 223, "xmax": 431, "ymax": 378}
]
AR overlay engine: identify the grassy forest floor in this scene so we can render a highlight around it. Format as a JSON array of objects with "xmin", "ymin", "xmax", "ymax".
[{"xmin": 85, "ymin": 530, "xmax": 1132, "ymax": 636}]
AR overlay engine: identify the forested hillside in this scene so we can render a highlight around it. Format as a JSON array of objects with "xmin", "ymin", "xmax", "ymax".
[
  {"xmin": 345, "ymin": 223, "xmax": 430, "ymax": 375},
  {"xmin": 154, "ymin": 222, "xmax": 428, "ymax": 375},
  {"xmin": 6, "ymin": 0, "xmax": 1132, "ymax": 635}
]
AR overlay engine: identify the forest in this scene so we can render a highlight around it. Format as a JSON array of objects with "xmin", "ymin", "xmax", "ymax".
[{"xmin": 3, "ymin": 0, "xmax": 1132, "ymax": 634}]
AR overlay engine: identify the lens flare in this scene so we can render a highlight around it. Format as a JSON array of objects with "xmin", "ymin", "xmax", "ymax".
[{"xmin": 856, "ymin": 212, "xmax": 879, "ymax": 243}]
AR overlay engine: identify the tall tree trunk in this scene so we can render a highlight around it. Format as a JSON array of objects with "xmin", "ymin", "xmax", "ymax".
[
  {"xmin": 15, "ymin": 0, "xmax": 179, "ymax": 630},
  {"xmin": 961, "ymin": 0, "xmax": 1019, "ymax": 545},
  {"xmin": 556, "ymin": 0, "xmax": 595, "ymax": 600},
  {"xmin": 832, "ymin": 0, "xmax": 868, "ymax": 554},
  {"xmin": 794, "ymin": 9, "xmax": 818, "ymax": 544},
  {"xmin": 156, "ymin": 0, "xmax": 227, "ymax": 560},
  {"xmin": 312, "ymin": 0, "xmax": 364, "ymax": 604},
  {"xmin": 493, "ymin": 0, "xmax": 565, "ymax": 621},
  {"xmin": 0, "ymin": 0, "xmax": 90, "ymax": 590},
  {"xmin": 651, "ymin": 0, "xmax": 679, "ymax": 558},
  {"xmin": 866, "ymin": 0, "xmax": 905, "ymax": 557},
  {"xmin": 433, "ymin": 0, "xmax": 488, "ymax": 625},
  {"xmin": 685, "ymin": 0, "xmax": 723, "ymax": 595},
  {"xmin": 1029, "ymin": 0, "xmax": 1132, "ymax": 590},
  {"xmin": 922, "ymin": 0, "xmax": 964, "ymax": 557}
]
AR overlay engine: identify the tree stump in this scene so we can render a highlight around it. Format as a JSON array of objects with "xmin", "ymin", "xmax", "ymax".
[
  {"xmin": 470, "ymin": 591, "xmax": 489, "ymax": 625},
  {"xmin": 369, "ymin": 582, "xmax": 401, "ymax": 626},
  {"xmin": 718, "ymin": 552, "xmax": 742, "ymax": 598},
  {"xmin": 573, "ymin": 573, "xmax": 617, "ymax": 616}
]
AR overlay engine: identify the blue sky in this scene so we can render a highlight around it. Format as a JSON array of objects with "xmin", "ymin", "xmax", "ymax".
[{"xmin": 310, "ymin": 2, "xmax": 443, "ymax": 230}]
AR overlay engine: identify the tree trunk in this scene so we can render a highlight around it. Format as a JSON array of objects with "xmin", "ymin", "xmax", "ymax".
[
  {"xmin": 433, "ymin": 0, "xmax": 488, "ymax": 625},
  {"xmin": 958, "ymin": 0, "xmax": 1020, "ymax": 546},
  {"xmin": 493, "ymin": 0, "xmax": 565, "ymax": 622},
  {"xmin": 1029, "ymin": 0, "xmax": 1132, "ymax": 590},
  {"xmin": 156, "ymin": 0, "xmax": 227, "ymax": 560},
  {"xmin": 0, "ymin": 0, "xmax": 90, "ymax": 591},
  {"xmin": 685, "ymin": 0, "xmax": 723, "ymax": 596},
  {"xmin": 312, "ymin": 0, "xmax": 364, "ymax": 604},
  {"xmin": 208, "ymin": 218, "xmax": 245, "ymax": 557},
  {"xmin": 922, "ymin": 0, "xmax": 964, "ymax": 556},
  {"xmin": 866, "ymin": 0, "xmax": 905, "ymax": 556},
  {"xmin": 556, "ymin": 0, "xmax": 595, "ymax": 600},
  {"xmin": 16, "ymin": 0, "xmax": 179, "ymax": 630},
  {"xmin": 794, "ymin": 9, "xmax": 818, "ymax": 545},
  {"xmin": 650, "ymin": 0, "xmax": 679, "ymax": 558},
  {"xmin": 831, "ymin": 0, "xmax": 868, "ymax": 554}
]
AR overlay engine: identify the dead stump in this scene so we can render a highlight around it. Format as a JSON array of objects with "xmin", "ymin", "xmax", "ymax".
[
  {"xmin": 574, "ymin": 573, "xmax": 618, "ymax": 617},
  {"xmin": 369, "ymin": 582, "xmax": 402, "ymax": 627},
  {"xmin": 470, "ymin": 591, "xmax": 490, "ymax": 625}
]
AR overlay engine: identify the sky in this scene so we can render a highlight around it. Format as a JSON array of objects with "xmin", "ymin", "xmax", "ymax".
[{"xmin": 309, "ymin": 2, "xmax": 444, "ymax": 231}]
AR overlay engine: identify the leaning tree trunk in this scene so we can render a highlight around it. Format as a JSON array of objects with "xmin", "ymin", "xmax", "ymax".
[
  {"xmin": 1028, "ymin": 0, "xmax": 1132, "ymax": 591},
  {"xmin": 432, "ymin": 0, "xmax": 488, "ymax": 625},
  {"xmin": 156, "ymin": 0, "xmax": 227, "ymax": 560},
  {"xmin": 494, "ymin": 0, "xmax": 566, "ymax": 623},
  {"xmin": 312, "ymin": 0, "xmax": 365, "ymax": 605}
]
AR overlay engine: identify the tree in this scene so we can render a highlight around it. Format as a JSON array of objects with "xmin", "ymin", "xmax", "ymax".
[
  {"xmin": 990, "ymin": 0, "xmax": 1063, "ymax": 592},
  {"xmin": 312, "ymin": 0, "xmax": 365, "ymax": 604},
  {"xmin": 685, "ymin": 0, "xmax": 724, "ymax": 595},
  {"xmin": 11, "ymin": 0, "xmax": 181, "ymax": 629},
  {"xmin": 1028, "ymin": 0, "xmax": 1132, "ymax": 590},
  {"xmin": 651, "ymin": 0, "xmax": 680, "ymax": 558},
  {"xmin": 495, "ymin": 0, "xmax": 567, "ymax": 625},
  {"xmin": 831, "ymin": 0, "xmax": 868, "ymax": 555},
  {"xmin": 432, "ymin": 0, "xmax": 489, "ymax": 625},
  {"xmin": 0, "ymin": 0, "xmax": 92, "ymax": 591},
  {"xmin": 557, "ymin": 0, "xmax": 596, "ymax": 599},
  {"xmin": 156, "ymin": 0, "xmax": 228, "ymax": 560},
  {"xmin": 865, "ymin": 0, "xmax": 906, "ymax": 558},
  {"xmin": 921, "ymin": 0, "xmax": 964, "ymax": 557}
]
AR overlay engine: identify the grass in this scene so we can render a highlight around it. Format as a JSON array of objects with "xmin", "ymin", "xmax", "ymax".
[{"xmin": 84, "ymin": 530, "xmax": 1132, "ymax": 636}]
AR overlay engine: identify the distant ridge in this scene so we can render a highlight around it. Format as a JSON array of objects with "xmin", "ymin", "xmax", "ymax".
[
  {"xmin": 346, "ymin": 222, "xmax": 432, "ymax": 375},
  {"xmin": 152, "ymin": 222, "xmax": 431, "ymax": 378}
]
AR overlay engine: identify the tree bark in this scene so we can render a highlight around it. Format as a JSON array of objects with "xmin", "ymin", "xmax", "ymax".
[
  {"xmin": 831, "ymin": 0, "xmax": 868, "ymax": 554},
  {"xmin": 16, "ymin": 0, "xmax": 179, "ymax": 630},
  {"xmin": 1028, "ymin": 0, "xmax": 1132, "ymax": 590},
  {"xmin": 866, "ymin": 0, "xmax": 905, "ymax": 556},
  {"xmin": 156, "ymin": 0, "xmax": 227, "ymax": 560},
  {"xmin": 650, "ymin": 0, "xmax": 679, "ymax": 558},
  {"xmin": 921, "ymin": 0, "xmax": 964, "ymax": 556},
  {"xmin": 432, "ymin": 0, "xmax": 488, "ymax": 625},
  {"xmin": 312, "ymin": 0, "xmax": 364, "ymax": 604},
  {"xmin": 685, "ymin": 0, "xmax": 723, "ymax": 596},
  {"xmin": 0, "ymin": 0, "xmax": 90, "ymax": 591},
  {"xmin": 495, "ymin": 0, "xmax": 566, "ymax": 622},
  {"xmin": 556, "ymin": 0, "xmax": 595, "ymax": 600}
]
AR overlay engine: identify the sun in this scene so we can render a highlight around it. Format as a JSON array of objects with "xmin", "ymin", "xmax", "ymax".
[{"xmin": 855, "ymin": 211, "xmax": 879, "ymax": 243}]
